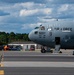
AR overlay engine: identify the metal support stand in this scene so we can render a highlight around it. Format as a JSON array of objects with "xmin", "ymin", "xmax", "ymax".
[{"xmin": 54, "ymin": 45, "xmax": 60, "ymax": 53}]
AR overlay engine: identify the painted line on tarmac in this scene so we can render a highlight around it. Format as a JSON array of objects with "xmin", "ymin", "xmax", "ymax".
[
  {"xmin": 0, "ymin": 70, "xmax": 4, "ymax": 75},
  {"xmin": 2, "ymin": 61, "xmax": 74, "ymax": 67}
]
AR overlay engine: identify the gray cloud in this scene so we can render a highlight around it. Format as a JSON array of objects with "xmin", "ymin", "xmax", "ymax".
[
  {"xmin": 0, "ymin": 10, "xmax": 10, "ymax": 16},
  {"xmin": 48, "ymin": 0, "xmax": 74, "ymax": 4},
  {"xmin": 0, "ymin": 0, "xmax": 46, "ymax": 3},
  {"xmin": 0, "ymin": 0, "xmax": 74, "ymax": 33}
]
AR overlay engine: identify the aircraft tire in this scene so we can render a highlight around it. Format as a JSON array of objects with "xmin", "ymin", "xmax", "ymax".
[
  {"xmin": 59, "ymin": 51, "xmax": 62, "ymax": 53},
  {"xmin": 41, "ymin": 49, "xmax": 46, "ymax": 53},
  {"xmin": 50, "ymin": 50, "xmax": 53, "ymax": 53}
]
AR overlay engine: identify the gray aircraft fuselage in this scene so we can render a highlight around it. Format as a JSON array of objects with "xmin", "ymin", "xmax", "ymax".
[{"xmin": 29, "ymin": 21, "xmax": 74, "ymax": 49}]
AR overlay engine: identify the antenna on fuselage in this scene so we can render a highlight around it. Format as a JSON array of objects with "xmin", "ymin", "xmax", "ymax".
[{"xmin": 56, "ymin": 19, "xmax": 58, "ymax": 21}]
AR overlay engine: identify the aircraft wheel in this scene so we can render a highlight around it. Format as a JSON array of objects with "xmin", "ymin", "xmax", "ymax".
[
  {"xmin": 50, "ymin": 50, "xmax": 53, "ymax": 53},
  {"xmin": 41, "ymin": 49, "xmax": 46, "ymax": 53},
  {"xmin": 59, "ymin": 51, "xmax": 62, "ymax": 53}
]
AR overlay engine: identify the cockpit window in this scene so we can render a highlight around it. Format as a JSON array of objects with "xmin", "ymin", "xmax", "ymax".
[
  {"xmin": 34, "ymin": 31, "xmax": 38, "ymax": 34},
  {"xmin": 39, "ymin": 26, "xmax": 45, "ymax": 30},
  {"xmin": 34, "ymin": 27, "xmax": 39, "ymax": 29},
  {"xmin": 34, "ymin": 25, "xmax": 45, "ymax": 30}
]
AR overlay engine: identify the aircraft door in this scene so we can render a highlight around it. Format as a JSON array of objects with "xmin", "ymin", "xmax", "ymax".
[
  {"xmin": 55, "ymin": 37, "xmax": 61, "ymax": 52},
  {"xmin": 55, "ymin": 37, "xmax": 60, "ymax": 45}
]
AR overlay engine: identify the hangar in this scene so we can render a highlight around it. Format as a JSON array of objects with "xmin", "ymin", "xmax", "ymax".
[{"xmin": 8, "ymin": 41, "xmax": 41, "ymax": 51}]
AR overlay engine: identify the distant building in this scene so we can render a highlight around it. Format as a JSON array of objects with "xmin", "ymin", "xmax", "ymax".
[{"xmin": 8, "ymin": 41, "xmax": 41, "ymax": 51}]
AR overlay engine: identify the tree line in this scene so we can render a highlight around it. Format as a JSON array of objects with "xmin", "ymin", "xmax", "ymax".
[{"xmin": 0, "ymin": 32, "xmax": 30, "ymax": 45}]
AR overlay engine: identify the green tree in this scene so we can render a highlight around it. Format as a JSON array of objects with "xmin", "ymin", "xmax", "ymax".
[
  {"xmin": 0, "ymin": 34, "xmax": 7, "ymax": 44},
  {"xmin": 9, "ymin": 32, "xmax": 15, "ymax": 42},
  {"xmin": 0, "ymin": 31, "xmax": 30, "ymax": 45}
]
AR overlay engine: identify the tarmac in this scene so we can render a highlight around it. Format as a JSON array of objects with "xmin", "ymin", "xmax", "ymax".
[{"xmin": 0, "ymin": 49, "xmax": 74, "ymax": 75}]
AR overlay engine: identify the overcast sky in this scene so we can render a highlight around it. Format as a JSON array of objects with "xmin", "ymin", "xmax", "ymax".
[{"xmin": 0, "ymin": 0, "xmax": 74, "ymax": 33}]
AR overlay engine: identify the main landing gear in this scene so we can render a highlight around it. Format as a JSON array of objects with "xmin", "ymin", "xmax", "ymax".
[
  {"xmin": 41, "ymin": 46, "xmax": 53, "ymax": 53},
  {"xmin": 40, "ymin": 46, "xmax": 62, "ymax": 53}
]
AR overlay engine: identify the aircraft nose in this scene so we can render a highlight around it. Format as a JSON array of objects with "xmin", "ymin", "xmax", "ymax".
[{"xmin": 28, "ymin": 31, "xmax": 33, "ymax": 41}]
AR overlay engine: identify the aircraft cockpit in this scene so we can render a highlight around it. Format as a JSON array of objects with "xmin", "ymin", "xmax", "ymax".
[
  {"xmin": 34, "ymin": 25, "xmax": 45, "ymax": 30},
  {"xmin": 28, "ymin": 25, "xmax": 46, "ymax": 41},
  {"xmin": 34, "ymin": 27, "xmax": 39, "ymax": 29}
]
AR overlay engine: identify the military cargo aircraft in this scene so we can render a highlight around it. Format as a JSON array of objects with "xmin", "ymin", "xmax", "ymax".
[{"xmin": 29, "ymin": 20, "xmax": 74, "ymax": 53}]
